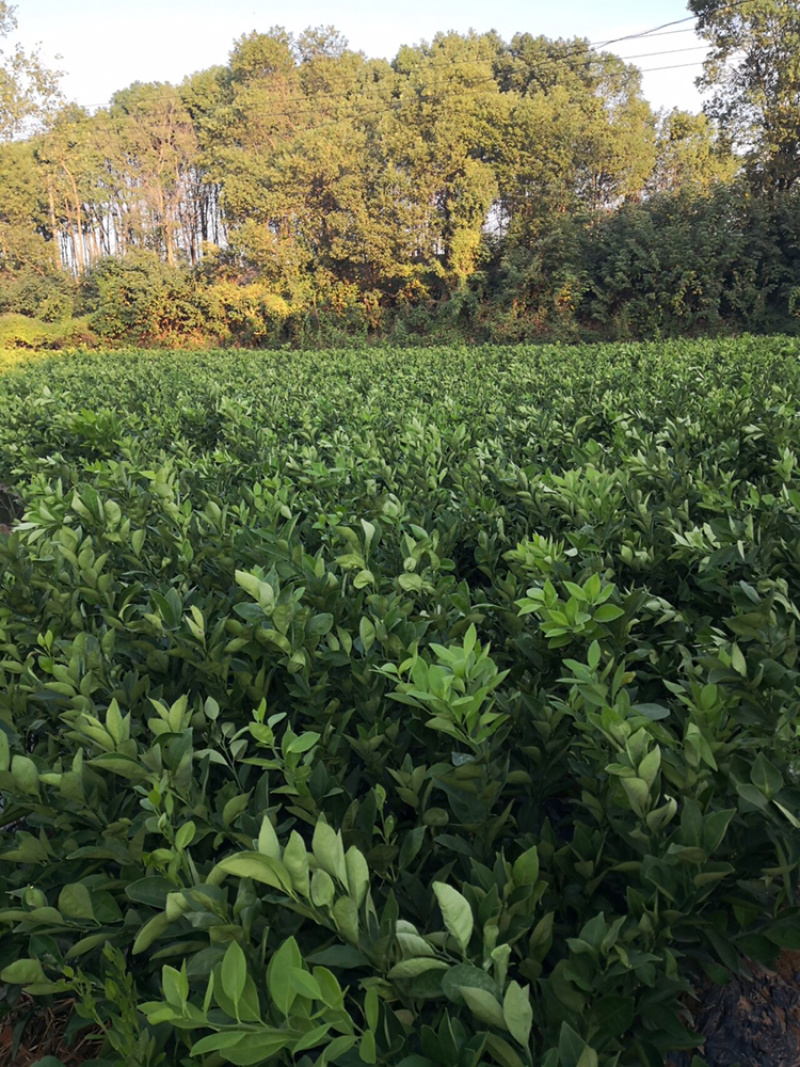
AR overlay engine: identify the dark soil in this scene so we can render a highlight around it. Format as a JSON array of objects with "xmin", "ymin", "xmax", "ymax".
[
  {"xmin": 670, "ymin": 951, "xmax": 800, "ymax": 1067},
  {"xmin": 0, "ymin": 482, "xmax": 22, "ymax": 535},
  {"xmin": 0, "ymin": 995, "xmax": 103, "ymax": 1066}
]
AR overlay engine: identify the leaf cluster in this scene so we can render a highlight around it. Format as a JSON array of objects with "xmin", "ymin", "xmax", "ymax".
[{"xmin": 1, "ymin": 340, "xmax": 800, "ymax": 1066}]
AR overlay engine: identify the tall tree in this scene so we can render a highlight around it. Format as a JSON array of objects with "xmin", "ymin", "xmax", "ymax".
[
  {"xmin": 690, "ymin": 0, "xmax": 800, "ymax": 190},
  {"xmin": 0, "ymin": 140, "xmax": 54, "ymax": 275},
  {"xmin": 0, "ymin": 1, "xmax": 62, "ymax": 140},
  {"xmin": 493, "ymin": 36, "xmax": 655, "ymax": 240},
  {"xmin": 37, "ymin": 105, "xmax": 105, "ymax": 272},
  {"xmin": 391, "ymin": 31, "xmax": 506, "ymax": 289},
  {"xmin": 648, "ymin": 108, "xmax": 737, "ymax": 194},
  {"xmin": 107, "ymin": 82, "xmax": 199, "ymax": 266}
]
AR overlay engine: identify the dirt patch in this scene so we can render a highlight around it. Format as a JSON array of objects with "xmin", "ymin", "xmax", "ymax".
[
  {"xmin": 0, "ymin": 483, "xmax": 22, "ymax": 535},
  {"xmin": 669, "ymin": 951, "xmax": 800, "ymax": 1067},
  {"xmin": 0, "ymin": 995, "xmax": 103, "ymax": 1066}
]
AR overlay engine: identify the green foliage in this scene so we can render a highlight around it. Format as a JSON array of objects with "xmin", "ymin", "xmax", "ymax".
[
  {"xmin": 2, "ymin": 340, "xmax": 800, "ymax": 1067},
  {"xmin": 0, "ymin": 2, "xmax": 63, "ymax": 140},
  {"xmin": 690, "ymin": 0, "xmax": 800, "ymax": 191},
  {"xmin": 4, "ymin": 17, "xmax": 800, "ymax": 347},
  {"xmin": 579, "ymin": 183, "xmax": 800, "ymax": 340},
  {"xmin": 0, "ymin": 312, "xmax": 95, "ymax": 371},
  {"xmin": 79, "ymin": 253, "xmax": 207, "ymax": 345}
]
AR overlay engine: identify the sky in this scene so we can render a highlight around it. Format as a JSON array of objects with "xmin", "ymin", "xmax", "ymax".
[{"xmin": 12, "ymin": 0, "xmax": 710, "ymax": 115}]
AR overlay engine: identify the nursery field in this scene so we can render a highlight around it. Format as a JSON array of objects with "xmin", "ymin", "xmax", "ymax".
[{"xmin": 2, "ymin": 340, "xmax": 800, "ymax": 1067}]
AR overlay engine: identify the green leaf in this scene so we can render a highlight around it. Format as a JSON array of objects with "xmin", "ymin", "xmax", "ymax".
[
  {"xmin": 388, "ymin": 958, "xmax": 449, "ymax": 979},
  {"xmin": 57, "ymin": 883, "xmax": 95, "ymax": 921},
  {"xmin": 591, "ymin": 995, "xmax": 635, "ymax": 1043},
  {"xmin": 442, "ymin": 964, "xmax": 497, "ymax": 1005},
  {"xmin": 307, "ymin": 613, "xmax": 334, "ymax": 637},
  {"xmin": 191, "ymin": 1031, "xmax": 252, "ymax": 1055},
  {"xmin": 359, "ymin": 1030, "xmax": 377, "ymax": 1064},
  {"xmin": 730, "ymin": 642, "xmax": 747, "ymax": 676},
  {"xmin": 345, "ymin": 845, "xmax": 370, "ymax": 908},
  {"xmin": 175, "ymin": 820, "xmax": 196, "ymax": 850},
  {"xmin": 65, "ymin": 932, "xmax": 113, "ymax": 959},
  {"xmin": 310, "ymin": 867, "xmax": 336, "ymax": 908},
  {"xmin": 234, "ymin": 974, "xmax": 263, "ymax": 1023},
  {"xmin": 751, "ymin": 753, "xmax": 783, "ymax": 799},
  {"xmin": 257, "ymin": 815, "xmax": 281, "ymax": 859},
  {"xmin": 208, "ymin": 851, "xmax": 294, "ymax": 895},
  {"xmin": 125, "ymin": 876, "xmax": 177, "ymax": 908},
  {"xmin": 87, "ymin": 753, "xmax": 151, "ymax": 782},
  {"xmin": 773, "ymin": 800, "xmax": 800, "ymax": 828},
  {"xmin": 131, "ymin": 527, "xmax": 145, "ymax": 557},
  {"xmin": 631, "ymin": 703, "xmax": 670, "ymax": 721},
  {"xmin": 306, "ymin": 946, "xmax": 368, "ymax": 969},
  {"xmin": 703, "ymin": 809, "xmax": 735, "ymax": 854},
  {"xmin": 289, "ymin": 967, "xmax": 322, "ymax": 1000},
  {"xmin": 433, "ymin": 882, "xmax": 473, "ymax": 954},
  {"xmin": 105, "ymin": 699, "xmax": 126, "ymax": 745},
  {"xmin": 559, "ymin": 1023, "xmax": 598, "ymax": 1067},
  {"xmin": 461, "ymin": 986, "xmax": 507, "ymax": 1030},
  {"xmin": 765, "ymin": 917, "xmax": 800, "ymax": 950},
  {"xmin": 284, "ymin": 731, "xmax": 320, "ymax": 755},
  {"xmin": 320, "ymin": 1035, "xmax": 357, "ymax": 1065},
  {"xmin": 485, "ymin": 1034, "xmax": 526, "ymax": 1067},
  {"xmin": 333, "ymin": 896, "xmax": 359, "ymax": 943},
  {"xmin": 312, "ymin": 819, "xmax": 348, "ymax": 885},
  {"xmin": 132, "ymin": 912, "xmax": 171, "ymax": 954},
  {"xmin": 1, "ymin": 958, "xmax": 47, "ymax": 985},
  {"xmin": 293, "ymin": 1023, "xmax": 332, "ymax": 1052},
  {"xmin": 512, "ymin": 845, "xmax": 539, "ymax": 887},
  {"xmin": 359, "ymin": 617, "xmax": 376, "ymax": 653},
  {"xmin": 736, "ymin": 782, "xmax": 769, "ymax": 810},
  {"xmin": 162, "ymin": 963, "xmax": 189, "ymax": 1007},
  {"xmin": 222, "ymin": 792, "xmax": 252, "ymax": 827},
  {"xmin": 221, "ymin": 939, "xmax": 248, "ymax": 1012},
  {"xmin": 283, "ymin": 830, "xmax": 310, "ymax": 896},
  {"xmin": 398, "ymin": 825, "xmax": 426, "ymax": 869},
  {"xmin": 593, "ymin": 604, "xmax": 624, "ymax": 623},
  {"xmin": 11, "ymin": 754, "xmax": 39, "ymax": 794},
  {"xmin": 267, "ymin": 936, "xmax": 302, "ymax": 1016},
  {"xmin": 312, "ymin": 966, "xmax": 345, "ymax": 1009},
  {"xmin": 199, "ymin": 1031, "xmax": 294, "ymax": 1063},
  {"xmin": 364, "ymin": 985, "xmax": 380, "ymax": 1031},
  {"xmin": 503, "ymin": 981, "xmax": 533, "ymax": 1047}
]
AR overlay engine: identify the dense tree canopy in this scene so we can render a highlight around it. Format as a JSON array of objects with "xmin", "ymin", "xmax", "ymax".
[{"xmin": 5, "ymin": 6, "xmax": 800, "ymax": 346}]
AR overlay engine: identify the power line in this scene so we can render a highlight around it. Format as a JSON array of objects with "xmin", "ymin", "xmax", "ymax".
[
  {"xmin": 9, "ymin": 52, "xmax": 711, "ymax": 143},
  {"xmin": 22, "ymin": 3, "xmax": 739, "ymax": 118},
  {"xmin": 11, "ymin": 1, "xmax": 761, "ymax": 139},
  {"xmin": 615, "ymin": 45, "xmax": 708, "ymax": 62},
  {"xmin": 591, "ymin": 0, "xmax": 756, "ymax": 48},
  {"xmin": 12, "ymin": 57, "xmax": 715, "ymax": 147},
  {"xmin": 18, "ymin": 47, "xmax": 709, "ymax": 136},
  {"xmin": 609, "ymin": 27, "xmax": 702, "ymax": 39},
  {"xmin": 639, "ymin": 60, "xmax": 705, "ymax": 73}
]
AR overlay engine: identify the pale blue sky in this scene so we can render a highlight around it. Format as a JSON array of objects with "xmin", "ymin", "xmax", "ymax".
[{"xmin": 14, "ymin": 0, "xmax": 708, "ymax": 113}]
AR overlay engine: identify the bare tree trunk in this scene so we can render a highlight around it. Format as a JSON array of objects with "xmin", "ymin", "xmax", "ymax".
[{"xmin": 62, "ymin": 164, "xmax": 86, "ymax": 273}]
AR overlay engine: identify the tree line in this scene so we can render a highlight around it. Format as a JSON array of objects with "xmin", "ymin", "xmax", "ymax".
[{"xmin": 2, "ymin": 0, "xmax": 800, "ymax": 348}]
